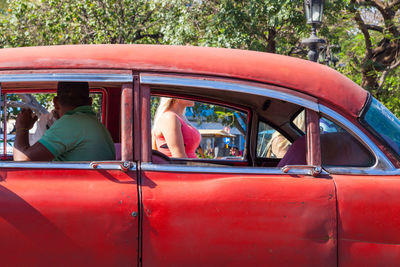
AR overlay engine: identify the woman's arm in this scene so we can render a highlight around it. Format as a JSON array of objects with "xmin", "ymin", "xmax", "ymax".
[{"xmin": 157, "ymin": 112, "xmax": 188, "ymax": 158}]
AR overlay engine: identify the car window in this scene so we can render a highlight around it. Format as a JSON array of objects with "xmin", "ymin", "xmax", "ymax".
[
  {"xmin": 291, "ymin": 110, "xmax": 306, "ymax": 134},
  {"xmin": 151, "ymin": 96, "xmax": 247, "ymax": 161},
  {"xmin": 320, "ymin": 117, "xmax": 375, "ymax": 167},
  {"xmin": 0, "ymin": 91, "xmax": 105, "ymax": 158},
  {"xmin": 257, "ymin": 111, "xmax": 305, "ymax": 159},
  {"xmin": 257, "ymin": 121, "xmax": 291, "ymax": 159},
  {"xmin": 361, "ymin": 97, "xmax": 400, "ymax": 157}
]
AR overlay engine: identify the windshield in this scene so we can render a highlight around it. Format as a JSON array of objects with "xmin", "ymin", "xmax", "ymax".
[{"xmin": 362, "ymin": 97, "xmax": 400, "ymax": 156}]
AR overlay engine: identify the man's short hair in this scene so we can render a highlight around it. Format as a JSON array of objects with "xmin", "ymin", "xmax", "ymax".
[{"xmin": 57, "ymin": 82, "xmax": 90, "ymax": 107}]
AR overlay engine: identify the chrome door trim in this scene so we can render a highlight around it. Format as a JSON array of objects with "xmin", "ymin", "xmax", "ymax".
[
  {"xmin": 140, "ymin": 75, "xmax": 319, "ymax": 112},
  {"xmin": 0, "ymin": 161, "xmax": 137, "ymax": 171},
  {"xmin": 141, "ymin": 163, "xmax": 328, "ymax": 176},
  {"xmin": 0, "ymin": 73, "xmax": 132, "ymax": 83},
  {"xmin": 319, "ymin": 105, "xmax": 395, "ymax": 174}
]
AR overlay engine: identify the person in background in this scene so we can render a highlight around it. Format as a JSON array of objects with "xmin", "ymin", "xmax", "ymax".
[
  {"xmin": 13, "ymin": 82, "xmax": 115, "ymax": 161},
  {"xmin": 230, "ymin": 146, "xmax": 240, "ymax": 156},
  {"xmin": 152, "ymin": 97, "xmax": 201, "ymax": 158}
]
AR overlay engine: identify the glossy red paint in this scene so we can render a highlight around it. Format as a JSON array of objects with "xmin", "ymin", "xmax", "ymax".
[
  {"xmin": 141, "ymin": 171, "xmax": 337, "ymax": 266},
  {"xmin": 0, "ymin": 45, "xmax": 367, "ymax": 117},
  {"xmin": 333, "ymin": 175, "xmax": 400, "ymax": 266},
  {"xmin": 0, "ymin": 168, "xmax": 138, "ymax": 266}
]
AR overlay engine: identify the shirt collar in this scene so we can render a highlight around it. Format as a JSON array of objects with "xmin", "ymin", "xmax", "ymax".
[{"xmin": 65, "ymin": 105, "xmax": 96, "ymax": 115}]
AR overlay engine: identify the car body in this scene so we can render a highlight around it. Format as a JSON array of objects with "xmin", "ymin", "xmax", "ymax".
[{"xmin": 0, "ymin": 45, "xmax": 399, "ymax": 266}]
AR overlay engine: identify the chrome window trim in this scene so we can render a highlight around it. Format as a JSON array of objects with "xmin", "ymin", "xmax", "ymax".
[
  {"xmin": 0, "ymin": 73, "xmax": 132, "ymax": 83},
  {"xmin": 319, "ymin": 105, "xmax": 395, "ymax": 174},
  {"xmin": 141, "ymin": 75, "xmax": 395, "ymax": 176},
  {"xmin": 141, "ymin": 163, "xmax": 328, "ymax": 176},
  {"xmin": 0, "ymin": 161, "xmax": 137, "ymax": 171},
  {"xmin": 140, "ymin": 75, "xmax": 319, "ymax": 112}
]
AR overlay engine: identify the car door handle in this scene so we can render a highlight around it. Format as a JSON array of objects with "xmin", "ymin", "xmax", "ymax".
[
  {"xmin": 90, "ymin": 161, "xmax": 133, "ymax": 172},
  {"xmin": 281, "ymin": 165, "xmax": 322, "ymax": 177}
]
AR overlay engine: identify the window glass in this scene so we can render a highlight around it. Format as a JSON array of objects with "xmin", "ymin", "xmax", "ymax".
[
  {"xmin": 362, "ymin": 97, "xmax": 400, "ymax": 157},
  {"xmin": 90, "ymin": 92, "xmax": 104, "ymax": 121},
  {"xmin": 320, "ymin": 117, "xmax": 375, "ymax": 167},
  {"xmin": 292, "ymin": 110, "xmax": 306, "ymax": 134},
  {"xmin": 257, "ymin": 121, "xmax": 291, "ymax": 158},
  {"xmin": 0, "ymin": 91, "xmax": 104, "ymax": 157},
  {"xmin": 151, "ymin": 96, "xmax": 247, "ymax": 160},
  {"xmin": 257, "ymin": 111, "xmax": 305, "ymax": 159}
]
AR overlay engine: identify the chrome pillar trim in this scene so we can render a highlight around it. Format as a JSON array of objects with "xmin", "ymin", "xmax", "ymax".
[
  {"xmin": 319, "ymin": 105, "xmax": 395, "ymax": 172},
  {"xmin": 0, "ymin": 73, "xmax": 132, "ymax": 83},
  {"xmin": 140, "ymin": 75, "xmax": 319, "ymax": 112},
  {"xmin": 0, "ymin": 161, "xmax": 137, "ymax": 170},
  {"xmin": 141, "ymin": 163, "xmax": 319, "ymax": 176}
]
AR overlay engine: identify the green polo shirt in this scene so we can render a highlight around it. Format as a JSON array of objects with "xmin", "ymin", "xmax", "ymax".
[{"xmin": 39, "ymin": 106, "xmax": 115, "ymax": 161}]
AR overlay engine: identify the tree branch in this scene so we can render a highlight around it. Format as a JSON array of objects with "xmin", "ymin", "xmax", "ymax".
[
  {"xmin": 356, "ymin": 0, "xmax": 385, "ymax": 13},
  {"xmin": 388, "ymin": 0, "xmax": 400, "ymax": 9},
  {"xmin": 354, "ymin": 11, "xmax": 373, "ymax": 56},
  {"xmin": 366, "ymin": 24, "xmax": 383, "ymax": 32},
  {"xmin": 377, "ymin": 70, "xmax": 389, "ymax": 91}
]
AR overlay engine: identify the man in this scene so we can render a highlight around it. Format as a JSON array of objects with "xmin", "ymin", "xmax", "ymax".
[{"xmin": 13, "ymin": 82, "xmax": 115, "ymax": 161}]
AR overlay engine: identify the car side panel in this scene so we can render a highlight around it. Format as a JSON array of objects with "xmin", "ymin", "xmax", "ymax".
[
  {"xmin": 0, "ymin": 168, "xmax": 138, "ymax": 266},
  {"xmin": 141, "ymin": 171, "xmax": 337, "ymax": 266},
  {"xmin": 334, "ymin": 175, "xmax": 400, "ymax": 266}
]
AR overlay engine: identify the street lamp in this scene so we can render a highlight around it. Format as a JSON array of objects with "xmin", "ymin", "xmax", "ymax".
[{"xmin": 302, "ymin": 0, "xmax": 326, "ymax": 62}]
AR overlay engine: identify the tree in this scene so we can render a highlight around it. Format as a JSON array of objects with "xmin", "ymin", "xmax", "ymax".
[
  {"xmin": 0, "ymin": 0, "xmax": 163, "ymax": 47},
  {"xmin": 1, "ymin": 0, "xmax": 400, "ymax": 117},
  {"xmin": 160, "ymin": 0, "xmax": 400, "ymax": 115},
  {"xmin": 339, "ymin": 0, "xmax": 400, "ymax": 96}
]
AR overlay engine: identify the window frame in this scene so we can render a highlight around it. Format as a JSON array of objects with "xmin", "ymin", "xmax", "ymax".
[
  {"xmin": 140, "ymin": 73, "xmax": 395, "ymax": 175},
  {"xmin": 319, "ymin": 115, "xmax": 376, "ymax": 168},
  {"xmin": 359, "ymin": 95, "xmax": 400, "ymax": 162},
  {"xmin": 0, "ymin": 71, "xmax": 133, "ymax": 171},
  {"xmin": 148, "ymin": 92, "xmax": 251, "ymax": 164},
  {"xmin": 319, "ymin": 104, "xmax": 394, "ymax": 174},
  {"xmin": 140, "ymin": 73, "xmax": 319, "ymax": 175}
]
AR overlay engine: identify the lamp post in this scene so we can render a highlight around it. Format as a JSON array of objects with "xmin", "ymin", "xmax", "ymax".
[
  {"xmin": 321, "ymin": 45, "xmax": 340, "ymax": 68},
  {"xmin": 302, "ymin": 0, "xmax": 326, "ymax": 62}
]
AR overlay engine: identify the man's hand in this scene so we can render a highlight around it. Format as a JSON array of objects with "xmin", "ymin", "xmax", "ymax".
[
  {"xmin": 16, "ymin": 108, "xmax": 38, "ymax": 130},
  {"xmin": 13, "ymin": 108, "xmax": 54, "ymax": 161}
]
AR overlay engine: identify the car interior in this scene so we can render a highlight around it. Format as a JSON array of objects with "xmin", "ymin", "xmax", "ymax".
[
  {"xmin": 149, "ymin": 83, "xmax": 375, "ymax": 168},
  {"xmin": 0, "ymin": 79, "xmax": 375, "ymax": 168}
]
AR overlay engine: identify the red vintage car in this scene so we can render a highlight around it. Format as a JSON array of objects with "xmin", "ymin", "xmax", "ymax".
[{"xmin": 0, "ymin": 45, "xmax": 398, "ymax": 266}]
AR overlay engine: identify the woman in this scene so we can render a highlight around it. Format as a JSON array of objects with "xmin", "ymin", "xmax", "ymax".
[{"xmin": 152, "ymin": 97, "xmax": 201, "ymax": 158}]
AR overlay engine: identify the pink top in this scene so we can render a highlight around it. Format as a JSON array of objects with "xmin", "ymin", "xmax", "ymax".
[{"xmin": 155, "ymin": 112, "xmax": 201, "ymax": 158}]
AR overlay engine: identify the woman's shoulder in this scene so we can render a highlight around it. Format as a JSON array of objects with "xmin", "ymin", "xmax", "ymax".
[{"xmin": 160, "ymin": 111, "xmax": 180, "ymax": 120}]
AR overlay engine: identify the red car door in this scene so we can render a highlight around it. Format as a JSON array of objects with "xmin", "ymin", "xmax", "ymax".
[
  {"xmin": 140, "ymin": 169, "xmax": 336, "ymax": 266},
  {"xmin": 0, "ymin": 74, "xmax": 139, "ymax": 266},
  {"xmin": 138, "ymin": 76, "xmax": 337, "ymax": 266},
  {"xmin": 0, "ymin": 166, "xmax": 138, "ymax": 266}
]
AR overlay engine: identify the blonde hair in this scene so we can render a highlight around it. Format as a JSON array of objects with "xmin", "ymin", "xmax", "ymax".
[{"xmin": 152, "ymin": 97, "xmax": 176, "ymax": 149}]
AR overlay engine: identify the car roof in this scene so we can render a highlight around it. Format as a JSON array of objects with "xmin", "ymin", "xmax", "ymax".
[{"xmin": 0, "ymin": 44, "xmax": 368, "ymax": 117}]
